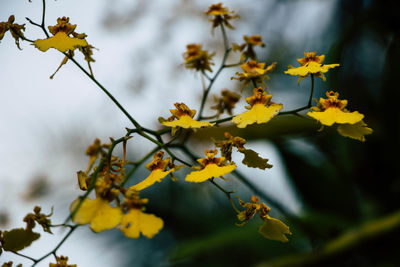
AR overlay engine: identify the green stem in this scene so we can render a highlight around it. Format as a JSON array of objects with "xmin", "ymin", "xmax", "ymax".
[
  {"xmin": 197, "ymin": 24, "xmax": 231, "ymax": 120},
  {"xmin": 278, "ymin": 105, "xmax": 310, "ymax": 115},
  {"xmin": 67, "ymin": 56, "xmax": 141, "ymax": 129},
  {"xmin": 10, "ymin": 251, "xmax": 37, "ymax": 263},
  {"xmin": 121, "ymin": 146, "xmax": 160, "ymax": 186},
  {"xmin": 224, "ymin": 62, "xmax": 241, "ymax": 68},
  {"xmin": 279, "ymin": 74, "xmax": 315, "ymax": 116},
  {"xmin": 209, "ymin": 179, "xmax": 240, "ymax": 213},
  {"xmin": 220, "ymin": 23, "xmax": 229, "ymax": 51},
  {"xmin": 41, "ymin": 0, "xmax": 49, "ymax": 37},
  {"xmin": 32, "ymin": 226, "xmax": 78, "ymax": 267},
  {"xmin": 50, "ymin": 223, "xmax": 74, "ymax": 229},
  {"xmin": 251, "ymin": 78, "xmax": 258, "ymax": 88},
  {"xmin": 231, "ymin": 170, "xmax": 295, "ymax": 219},
  {"xmin": 307, "ymin": 74, "xmax": 315, "ymax": 107},
  {"xmin": 211, "ymin": 115, "xmax": 234, "ymax": 124},
  {"xmin": 202, "ymin": 70, "xmax": 212, "ymax": 81}
]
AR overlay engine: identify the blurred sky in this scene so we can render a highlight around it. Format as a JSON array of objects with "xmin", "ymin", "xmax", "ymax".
[{"xmin": 0, "ymin": 0, "xmax": 337, "ymax": 266}]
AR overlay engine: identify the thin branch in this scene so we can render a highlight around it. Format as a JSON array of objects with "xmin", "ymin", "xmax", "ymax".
[
  {"xmin": 201, "ymin": 70, "xmax": 212, "ymax": 81},
  {"xmin": 197, "ymin": 23, "xmax": 231, "ymax": 120},
  {"xmin": 278, "ymin": 74, "xmax": 315, "ymax": 116},
  {"xmin": 10, "ymin": 251, "xmax": 37, "ymax": 263},
  {"xmin": 231, "ymin": 169, "xmax": 294, "ymax": 218},
  {"xmin": 25, "ymin": 17, "xmax": 41, "ymax": 28},
  {"xmin": 121, "ymin": 146, "xmax": 160, "ymax": 186},
  {"xmin": 307, "ymin": 74, "xmax": 315, "ymax": 107},
  {"xmin": 224, "ymin": 62, "xmax": 241, "ymax": 68},
  {"xmin": 67, "ymin": 56, "xmax": 141, "ymax": 129},
  {"xmin": 32, "ymin": 226, "xmax": 78, "ymax": 267},
  {"xmin": 211, "ymin": 115, "xmax": 233, "ymax": 124},
  {"xmin": 41, "ymin": 0, "xmax": 49, "ymax": 37}
]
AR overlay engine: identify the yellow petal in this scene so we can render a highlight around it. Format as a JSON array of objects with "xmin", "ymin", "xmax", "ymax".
[
  {"xmin": 70, "ymin": 197, "xmax": 123, "ymax": 232},
  {"xmin": 307, "ymin": 108, "xmax": 364, "ymax": 126},
  {"xmin": 185, "ymin": 163, "xmax": 236, "ymax": 183},
  {"xmin": 337, "ymin": 120, "xmax": 373, "ymax": 142},
  {"xmin": 232, "ymin": 103, "xmax": 283, "ymax": 128},
  {"xmin": 258, "ymin": 215, "xmax": 292, "ymax": 242},
  {"xmin": 129, "ymin": 169, "xmax": 174, "ymax": 191},
  {"xmin": 34, "ymin": 32, "xmax": 88, "ymax": 52},
  {"xmin": 70, "ymin": 198, "xmax": 98, "ymax": 225},
  {"xmin": 285, "ymin": 61, "xmax": 339, "ymax": 76},
  {"xmin": 119, "ymin": 209, "xmax": 163, "ymax": 239},
  {"xmin": 162, "ymin": 115, "xmax": 215, "ymax": 129}
]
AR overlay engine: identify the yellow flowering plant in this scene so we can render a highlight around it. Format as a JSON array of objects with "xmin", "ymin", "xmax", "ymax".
[
  {"xmin": 284, "ymin": 51, "xmax": 340, "ymax": 84},
  {"xmin": 0, "ymin": 1, "xmax": 375, "ymax": 266}
]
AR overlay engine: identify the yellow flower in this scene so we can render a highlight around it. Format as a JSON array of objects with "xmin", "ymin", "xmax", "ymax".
[
  {"xmin": 185, "ymin": 149, "xmax": 236, "ymax": 183},
  {"xmin": 129, "ymin": 151, "xmax": 174, "ymax": 191},
  {"xmin": 70, "ymin": 197, "xmax": 123, "ymax": 232},
  {"xmin": 233, "ymin": 35, "xmax": 265, "ymax": 61},
  {"xmin": 232, "ymin": 61, "xmax": 277, "ymax": 87},
  {"xmin": 307, "ymin": 91, "xmax": 364, "ymax": 126},
  {"xmin": 119, "ymin": 191, "xmax": 163, "ymax": 239},
  {"xmin": 183, "ymin": 44, "xmax": 215, "ymax": 72},
  {"xmin": 161, "ymin": 103, "xmax": 215, "ymax": 129},
  {"xmin": 284, "ymin": 51, "xmax": 339, "ymax": 84},
  {"xmin": 205, "ymin": 3, "xmax": 239, "ymax": 31},
  {"xmin": 49, "ymin": 256, "xmax": 77, "ymax": 267},
  {"xmin": 337, "ymin": 120, "xmax": 373, "ymax": 142},
  {"xmin": 237, "ymin": 196, "xmax": 291, "ymax": 242},
  {"xmin": 33, "ymin": 17, "xmax": 88, "ymax": 52},
  {"xmin": 0, "ymin": 15, "xmax": 25, "ymax": 49},
  {"xmin": 232, "ymin": 87, "xmax": 282, "ymax": 128}
]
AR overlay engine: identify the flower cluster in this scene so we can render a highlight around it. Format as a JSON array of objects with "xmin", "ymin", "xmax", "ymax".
[
  {"xmin": 0, "ymin": 2, "xmax": 375, "ymax": 265},
  {"xmin": 284, "ymin": 52, "xmax": 372, "ymax": 141},
  {"xmin": 70, "ymin": 139, "xmax": 164, "ymax": 238}
]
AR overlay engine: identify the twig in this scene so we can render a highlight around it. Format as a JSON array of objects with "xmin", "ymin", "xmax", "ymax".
[{"xmin": 197, "ymin": 23, "xmax": 231, "ymax": 120}]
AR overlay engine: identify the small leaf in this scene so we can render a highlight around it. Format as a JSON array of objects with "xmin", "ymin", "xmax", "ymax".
[
  {"xmin": 240, "ymin": 149, "xmax": 272, "ymax": 170},
  {"xmin": 2, "ymin": 228, "xmax": 40, "ymax": 251},
  {"xmin": 258, "ymin": 217, "xmax": 291, "ymax": 242}
]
